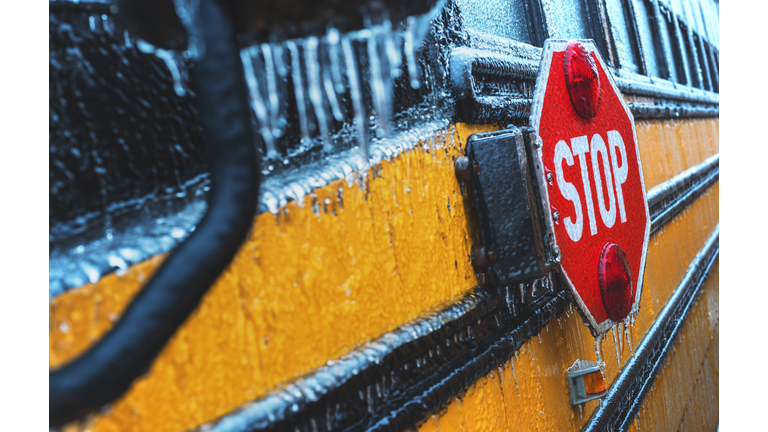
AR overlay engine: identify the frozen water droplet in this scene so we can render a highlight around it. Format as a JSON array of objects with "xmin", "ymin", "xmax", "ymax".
[
  {"xmin": 611, "ymin": 326, "xmax": 621, "ymax": 368},
  {"xmin": 304, "ymin": 37, "xmax": 332, "ymax": 152},
  {"xmin": 342, "ymin": 36, "xmax": 368, "ymax": 161},
  {"xmin": 286, "ymin": 41, "xmax": 311, "ymax": 147},
  {"xmin": 404, "ymin": 16, "xmax": 422, "ymax": 89},
  {"xmin": 241, "ymin": 47, "xmax": 278, "ymax": 159},
  {"xmin": 510, "ymin": 361, "xmax": 520, "ymax": 396}
]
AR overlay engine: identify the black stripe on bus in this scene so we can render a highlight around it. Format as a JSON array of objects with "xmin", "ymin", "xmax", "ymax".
[
  {"xmin": 582, "ymin": 226, "xmax": 719, "ymax": 432},
  {"xmin": 649, "ymin": 154, "xmax": 719, "ymax": 234},
  {"xmin": 194, "ymin": 157, "xmax": 719, "ymax": 432},
  {"xmin": 450, "ymin": 47, "xmax": 719, "ymax": 126}
]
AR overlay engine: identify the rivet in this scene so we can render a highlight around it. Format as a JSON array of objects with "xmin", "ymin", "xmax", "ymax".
[{"xmin": 454, "ymin": 156, "xmax": 471, "ymax": 182}]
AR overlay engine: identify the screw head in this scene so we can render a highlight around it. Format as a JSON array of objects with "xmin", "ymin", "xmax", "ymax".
[
  {"xmin": 546, "ymin": 172, "xmax": 554, "ymax": 182},
  {"xmin": 454, "ymin": 156, "xmax": 471, "ymax": 182},
  {"xmin": 553, "ymin": 211, "xmax": 560, "ymax": 221}
]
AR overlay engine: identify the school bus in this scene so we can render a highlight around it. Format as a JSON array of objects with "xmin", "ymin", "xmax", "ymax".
[{"xmin": 49, "ymin": 0, "xmax": 719, "ymax": 430}]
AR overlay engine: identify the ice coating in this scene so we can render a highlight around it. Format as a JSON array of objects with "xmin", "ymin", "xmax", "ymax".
[
  {"xmin": 239, "ymin": 3, "xmax": 431, "ymax": 164},
  {"xmin": 198, "ymin": 287, "xmax": 488, "ymax": 432}
]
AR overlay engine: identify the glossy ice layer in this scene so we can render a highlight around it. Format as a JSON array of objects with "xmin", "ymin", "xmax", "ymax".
[
  {"xmin": 418, "ymin": 181, "xmax": 718, "ymax": 432},
  {"xmin": 48, "ymin": 123, "xmax": 495, "ymax": 432},
  {"xmin": 415, "ymin": 118, "xmax": 718, "ymax": 432}
]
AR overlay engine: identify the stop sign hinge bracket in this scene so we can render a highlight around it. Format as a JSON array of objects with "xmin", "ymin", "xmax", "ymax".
[{"xmin": 462, "ymin": 126, "xmax": 558, "ymax": 287}]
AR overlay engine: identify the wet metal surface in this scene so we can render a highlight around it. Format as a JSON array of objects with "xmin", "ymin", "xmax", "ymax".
[
  {"xmin": 418, "ymin": 185, "xmax": 718, "ymax": 432},
  {"xmin": 464, "ymin": 128, "xmax": 549, "ymax": 285},
  {"xmin": 48, "ymin": 124, "xmax": 484, "ymax": 432},
  {"xmin": 582, "ymin": 226, "xmax": 718, "ymax": 432}
]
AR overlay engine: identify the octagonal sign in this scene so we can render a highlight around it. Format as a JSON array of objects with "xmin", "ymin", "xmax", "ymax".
[{"xmin": 529, "ymin": 40, "xmax": 650, "ymax": 334}]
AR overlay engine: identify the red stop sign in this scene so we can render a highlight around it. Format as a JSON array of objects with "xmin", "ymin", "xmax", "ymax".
[{"xmin": 530, "ymin": 40, "xmax": 650, "ymax": 334}]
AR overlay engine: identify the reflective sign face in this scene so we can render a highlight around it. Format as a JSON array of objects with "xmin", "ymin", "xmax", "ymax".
[{"xmin": 530, "ymin": 40, "xmax": 650, "ymax": 334}]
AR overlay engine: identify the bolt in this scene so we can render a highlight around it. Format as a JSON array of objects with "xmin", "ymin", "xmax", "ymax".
[
  {"xmin": 454, "ymin": 156, "xmax": 471, "ymax": 182},
  {"xmin": 553, "ymin": 211, "xmax": 560, "ymax": 221},
  {"xmin": 546, "ymin": 172, "xmax": 553, "ymax": 182}
]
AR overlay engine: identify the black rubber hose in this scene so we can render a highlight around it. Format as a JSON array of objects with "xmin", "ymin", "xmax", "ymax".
[{"xmin": 49, "ymin": 0, "xmax": 260, "ymax": 427}]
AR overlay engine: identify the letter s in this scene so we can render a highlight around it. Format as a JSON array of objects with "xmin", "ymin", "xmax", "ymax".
[{"xmin": 555, "ymin": 140, "xmax": 584, "ymax": 242}]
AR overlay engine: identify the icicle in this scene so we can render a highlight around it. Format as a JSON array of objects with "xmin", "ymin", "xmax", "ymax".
[
  {"xmin": 404, "ymin": 16, "xmax": 421, "ymax": 89},
  {"xmin": 342, "ymin": 37, "xmax": 368, "ymax": 161},
  {"xmin": 497, "ymin": 365, "xmax": 504, "ymax": 386},
  {"xmin": 365, "ymin": 31, "xmax": 391, "ymax": 139},
  {"xmin": 321, "ymin": 35, "xmax": 344, "ymax": 122},
  {"xmin": 304, "ymin": 37, "xmax": 332, "ymax": 152},
  {"xmin": 382, "ymin": 11, "xmax": 402, "ymax": 79},
  {"xmin": 172, "ymin": 0, "xmax": 202, "ymax": 59},
  {"xmin": 241, "ymin": 48, "xmax": 278, "ymax": 158},
  {"xmin": 625, "ymin": 315, "xmax": 636, "ymax": 358},
  {"xmin": 617, "ymin": 321, "xmax": 624, "ymax": 354},
  {"xmin": 123, "ymin": 29, "xmax": 133, "ymax": 48},
  {"xmin": 272, "ymin": 43, "xmax": 288, "ymax": 77},
  {"xmin": 261, "ymin": 44, "xmax": 283, "ymax": 139},
  {"xmin": 327, "ymin": 28, "xmax": 346, "ymax": 93},
  {"xmin": 137, "ymin": 39, "xmax": 189, "ymax": 98},
  {"xmin": 101, "ymin": 14, "xmax": 111, "ymax": 34},
  {"xmin": 510, "ymin": 361, "xmax": 520, "ymax": 396},
  {"xmin": 594, "ymin": 333, "xmax": 605, "ymax": 372},
  {"xmin": 611, "ymin": 326, "xmax": 621, "ymax": 368},
  {"xmin": 519, "ymin": 283, "xmax": 526, "ymax": 305},
  {"xmin": 532, "ymin": 279, "xmax": 538, "ymax": 297},
  {"xmin": 505, "ymin": 286, "xmax": 515, "ymax": 316},
  {"xmin": 155, "ymin": 49, "xmax": 188, "ymax": 97},
  {"xmin": 286, "ymin": 41, "xmax": 311, "ymax": 147}
]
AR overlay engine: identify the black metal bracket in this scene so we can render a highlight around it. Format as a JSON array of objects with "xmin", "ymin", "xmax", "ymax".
[{"xmin": 459, "ymin": 126, "xmax": 552, "ymax": 286}]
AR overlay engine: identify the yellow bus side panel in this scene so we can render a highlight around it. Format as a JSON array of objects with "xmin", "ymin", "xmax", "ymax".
[
  {"xmin": 51, "ymin": 124, "xmax": 497, "ymax": 432},
  {"xmin": 49, "ymin": 119, "xmax": 718, "ymax": 432},
  {"xmin": 636, "ymin": 118, "xmax": 719, "ymax": 190},
  {"xmin": 628, "ymin": 262, "xmax": 719, "ymax": 432}
]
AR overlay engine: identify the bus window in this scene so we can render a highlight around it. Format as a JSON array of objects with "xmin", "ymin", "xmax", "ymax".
[
  {"xmin": 658, "ymin": 5, "xmax": 686, "ymax": 84},
  {"xmin": 700, "ymin": 0, "xmax": 719, "ymax": 48},
  {"xmin": 694, "ymin": 33, "xmax": 713, "ymax": 91},
  {"xmin": 461, "ymin": 0, "xmax": 534, "ymax": 45},
  {"xmin": 631, "ymin": 0, "xmax": 664, "ymax": 78},
  {"xmin": 605, "ymin": 0, "xmax": 640, "ymax": 74},
  {"xmin": 680, "ymin": 22, "xmax": 701, "ymax": 88},
  {"xmin": 540, "ymin": 0, "xmax": 591, "ymax": 40}
]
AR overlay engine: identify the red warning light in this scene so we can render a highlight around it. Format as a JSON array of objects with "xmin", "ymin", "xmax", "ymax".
[
  {"xmin": 564, "ymin": 41, "xmax": 601, "ymax": 119},
  {"xmin": 598, "ymin": 243, "xmax": 634, "ymax": 322}
]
